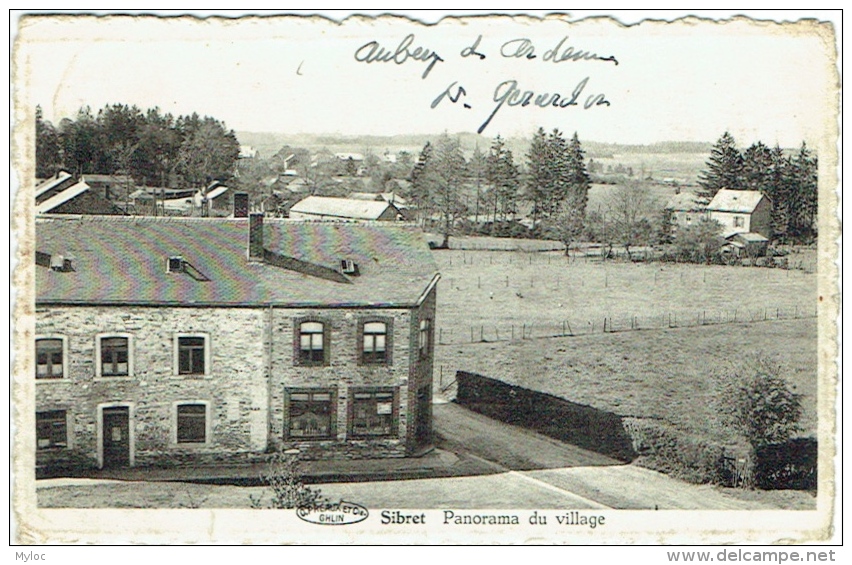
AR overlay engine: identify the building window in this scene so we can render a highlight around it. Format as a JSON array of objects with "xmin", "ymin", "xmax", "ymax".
[
  {"xmin": 176, "ymin": 403, "xmax": 207, "ymax": 444},
  {"xmin": 350, "ymin": 388, "xmax": 397, "ymax": 438},
  {"xmin": 287, "ymin": 389, "xmax": 335, "ymax": 439},
  {"xmin": 98, "ymin": 336, "xmax": 130, "ymax": 377},
  {"xmin": 35, "ymin": 337, "xmax": 65, "ymax": 379},
  {"xmin": 37, "ymin": 410, "xmax": 67, "ymax": 449},
  {"xmin": 360, "ymin": 321, "xmax": 390, "ymax": 364},
  {"xmin": 296, "ymin": 320, "xmax": 328, "ymax": 366},
  {"xmin": 733, "ymin": 216, "xmax": 745, "ymax": 228},
  {"xmin": 419, "ymin": 319, "xmax": 432, "ymax": 359},
  {"xmin": 175, "ymin": 334, "xmax": 209, "ymax": 376}
]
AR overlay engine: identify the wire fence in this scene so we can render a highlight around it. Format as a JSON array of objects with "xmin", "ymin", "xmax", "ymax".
[
  {"xmin": 436, "ymin": 304, "xmax": 818, "ymax": 346},
  {"xmin": 442, "ymin": 249, "xmax": 817, "ymax": 273}
]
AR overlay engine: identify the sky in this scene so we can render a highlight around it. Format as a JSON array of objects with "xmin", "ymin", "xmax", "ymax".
[{"xmin": 13, "ymin": 10, "xmax": 839, "ymax": 149}]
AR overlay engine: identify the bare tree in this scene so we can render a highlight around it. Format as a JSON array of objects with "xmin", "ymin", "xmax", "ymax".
[{"xmin": 606, "ymin": 182, "xmax": 655, "ymax": 260}]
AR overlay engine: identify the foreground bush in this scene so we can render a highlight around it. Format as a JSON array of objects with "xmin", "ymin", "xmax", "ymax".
[{"xmin": 249, "ymin": 451, "xmax": 336, "ymax": 510}]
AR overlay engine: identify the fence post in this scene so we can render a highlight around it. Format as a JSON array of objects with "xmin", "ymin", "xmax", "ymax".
[
  {"xmin": 470, "ymin": 326, "xmax": 474, "ymax": 343},
  {"xmin": 512, "ymin": 325, "xmax": 515, "ymax": 340},
  {"xmin": 734, "ymin": 309, "xmax": 738, "ymax": 323},
  {"xmin": 439, "ymin": 328, "xmax": 443, "ymax": 344},
  {"xmin": 480, "ymin": 325, "xmax": 484, "ymax": 342}
]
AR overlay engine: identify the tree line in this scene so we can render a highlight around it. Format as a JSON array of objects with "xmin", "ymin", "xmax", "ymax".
[
  {"xmin": 36, "ymin": 104, "xmax": 240, "ymax": 189},
  {"xmin": 698, "ymin": 131, "xmax": 818, "ymax": 244},
  {"xmin": 409, "ymin": 128, "xmax": 590, "ymax": 248}
]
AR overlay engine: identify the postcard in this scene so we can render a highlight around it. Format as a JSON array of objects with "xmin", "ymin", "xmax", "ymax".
[{"xmin": 10, "ymin": 10, "xmax": 840, "ymax": 545}]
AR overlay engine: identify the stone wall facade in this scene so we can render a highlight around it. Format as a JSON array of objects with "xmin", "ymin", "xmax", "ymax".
[{"xmin": 35, "ymin": 292, "xmax": 437, "ymax": 471}]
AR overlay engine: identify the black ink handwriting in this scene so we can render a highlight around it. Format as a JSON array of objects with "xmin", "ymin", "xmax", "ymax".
[
  {"xmin": 354, "ymin": 34, "xmax": 444, "ymax": 79},
  {"xmin": 500, "ymin": 38, "xmax": 537, "ymax": 59},
  {"xmin": 478, "ymin": 78, "xmax": 610, "ymax": 134},
  {"xmin": 460, "ymin": 35, "xmax": 486, "ymax": 60},
  {"xmin": 500, "ymin": 36, "xmax": 619, "ymax": 65},
  {"xmin": 431, "ymin": 82, "xmax": 468, "ymax": 109}
]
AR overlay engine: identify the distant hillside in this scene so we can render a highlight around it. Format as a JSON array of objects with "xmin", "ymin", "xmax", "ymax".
[{"xmin": 235, "ymin": 131, "xmax": 713, "ymax": 161}]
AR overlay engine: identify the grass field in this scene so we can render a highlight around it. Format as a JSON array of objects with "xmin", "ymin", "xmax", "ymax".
[
  {"xmin": 433, "ymin": 249, "xmax": 818, "ymax": 345},
  {"xmin": 437, "ymin": 318, "xmax": 818, "ymax": 448},
  {"xmin": 429, "ymin": 245, "xmax": 821, "ymax": 455}
]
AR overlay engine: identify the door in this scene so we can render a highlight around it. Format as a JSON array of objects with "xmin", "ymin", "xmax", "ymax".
[{"xmin": 102, "ymin": 407, "xmax": 130, "ymax": 468}]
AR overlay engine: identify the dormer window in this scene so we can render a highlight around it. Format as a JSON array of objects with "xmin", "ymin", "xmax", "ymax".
[
  {"xmin": 37, "ymin": 251, "xmax": 73, "ymax": 272},
  {"xmin": 341, "ymin": 259, "xmax": 359, "ymax": 276},
  {"xmin": 167, "ymin": 256, "xmax": 185, "ymax": 273}
]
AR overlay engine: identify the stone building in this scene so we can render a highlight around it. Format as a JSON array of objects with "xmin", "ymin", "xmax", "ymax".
[{"xmin": 35, "ymin": 214, "xmax": 439, "ymax": 472}]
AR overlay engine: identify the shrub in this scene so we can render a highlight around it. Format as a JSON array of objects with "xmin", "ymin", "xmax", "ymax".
[
  {"xmin": 716, "ymin": 356, "xmax": 803, "ymax": 453},
  {"xmin": 622, "ymin": 417, "xmax": 726, "ymax": 484},
  {"xmin": 249, "ymin": 451, "xmax": 336, "ymax": 510}
]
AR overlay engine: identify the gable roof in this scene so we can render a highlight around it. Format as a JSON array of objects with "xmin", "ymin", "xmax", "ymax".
[
  {"xmin": 666, "ymin": 191, "xmax": 705, "ymax": 211},
  {"xmin": 707, "ymin": 189, "xmax": 767, "ymax": 214},
  {"xmin": 35, "ymin": 171, "xmax": 74, "ymax": 200},
  {"xmin": 36, "ymin": 180, "xmax": 92, "ymax": 214},
  {"xmin": 728, "ymin": 231, "xmax": 769, "ymax": 243},
  {"xmin": 290, "ymin": 196, "xmax": 398, "ymax": 220},
  {"xmin": 203, "ymin": 184, "xmax": 229, "ymax": 200},
  {"xmin": 35, "ymin": 216, "xmax": 438, "ymax": 307}
]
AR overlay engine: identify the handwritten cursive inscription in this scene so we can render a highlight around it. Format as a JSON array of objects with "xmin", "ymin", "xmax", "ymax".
[
  {"xmin": 477, "ymin": 78, "xmax": 610, "ymax": 133},
  {"xmin": 354, "ymin": 34, "xmax": 444, "ymax": 79},
  {"xmin": 501, "ymin": 36, "xmax": 619, "ymax": 65}
]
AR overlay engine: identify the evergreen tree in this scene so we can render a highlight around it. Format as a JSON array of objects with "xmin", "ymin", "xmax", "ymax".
[
  {"xmin": 765, "ymin": 145, "xmax": 792, "ymax": 241},
  {"xmin": 544, "ymin": 129, "xmax": 571, "ymax": 221},
  {"xmin": 468, "ymin": 143, "xmax": 487, "ymax": 224},
  {"xmin": 35, "ymin": 105, "xmax": 61, "ymax": 178},
  {"xmin": 525, "ymin": 127, "xmax": 550, "ymax": 228},
  {"xmin": 565, "ymin": 131, "xmax": 591, "ymax": 221},
  {"xmin": 788, "ymin": 142, "xmax": 818, "ymax": 243},
  {"xmin": 485, "ymin": 135, "xmax": 519, "ymax": 222},
  {"xmin": 698, "ymin": 131, "xmax": 744, "ymax": 200},
  {"xmin": 409, "ymin": 141, "xmax": 434, "ymax": 222},
  {"xmin": 740, "ymin": 141, "xmax": 773, "ymax": 192}
]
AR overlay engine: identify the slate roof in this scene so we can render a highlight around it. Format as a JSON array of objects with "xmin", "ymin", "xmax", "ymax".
[
  {"xmin": 35, "ymin": 216, "xmax": 439, "ymax": 307},
  {"xmin": 706, "ymin": 189, "xmax": 767, "ymax": 214},
  {"xmin": 289, "ymin": 196, "xmax": 398, "ymax": 221}
]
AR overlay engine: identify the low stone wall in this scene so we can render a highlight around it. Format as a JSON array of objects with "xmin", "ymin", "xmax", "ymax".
[{"xmin": 455, "ymin": 371, "xmax": 637, "ymax": 462}]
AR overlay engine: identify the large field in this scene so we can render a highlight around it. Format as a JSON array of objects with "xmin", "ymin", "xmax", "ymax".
[
  {"xmin": 432, "ymin": 249, "xmax": 818, "ymax": 346},
  {"xmin": 430, "ymin": 245, "xmax": 821, "ymax": 452},
  {"xmin": 437, "ymin": 319, "xmax": 819, "ymax": 448}
]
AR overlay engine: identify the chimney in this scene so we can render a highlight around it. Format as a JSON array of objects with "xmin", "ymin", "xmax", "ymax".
[
  {"xmin": 234, "ymin": 192, "xmax": 249, "ymax": 218},
  {"xmin": 248, "ymin": 213, "xmax": 264, "ymax": 261}
]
